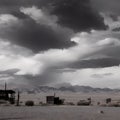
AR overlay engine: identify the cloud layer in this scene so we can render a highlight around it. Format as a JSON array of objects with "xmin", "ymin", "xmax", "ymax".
[
  {"xmin": 0, "ymin": 0, "xmax": 107, "ymax": 52},
  {"xmin": 49, "ymin": 0, "xmax": 107, "ymax": 31},
  {"xmin": 0, "ymin": 0, "xmax": 120, "ymax": 88}
]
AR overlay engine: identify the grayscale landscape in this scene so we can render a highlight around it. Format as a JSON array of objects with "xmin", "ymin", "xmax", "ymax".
[
  {"xmin": 0, "ymin": 0, "xmax": 120, "ymax": 119},
  {"xmin": 1, "ymin": 86, "xmax": 120, "ymax": 120},
  {"xmin": 1, "ymin": 106, "xmax": 120, "ymax": 120},
  {"xmin": 1, "ymin": 91, "xmax": 120, "ymax": 120}
]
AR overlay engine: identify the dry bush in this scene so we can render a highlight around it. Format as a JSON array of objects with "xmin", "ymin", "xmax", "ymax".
[
  {"xmin": 65, "ymin": 102, "xmax": 75, "ymax": 106},
  {"xmin": 39, "ymin": 101, "xmax": 43, "ymax": 105},
  {"xmin": 25, "ymin": 101, "xmax": 34, "ymax": 106},
  {"xmin": 108, "ymin": 103, "xmax": 120, "ymax": 107},
  {"xmin": 77, "ymin": 100, "xmax": 91, "ymax": 106}
]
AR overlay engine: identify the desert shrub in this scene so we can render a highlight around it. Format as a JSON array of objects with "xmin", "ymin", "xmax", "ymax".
[
  {"xmin": 25, "ymin": 101, "xmax": 34, "ymax": 106},
  {"xmin": 39, "ymin": 102, "xmax": 44, "ymax": 105},
  {"xmin": 97, "ymin": 102, "xmax": 100, "ymax": 105},
  {"xmin": 108, "ymin": 103, "xmax": 120, "ymax": 107},
  {"xmin": 65, "ymin": 102, "xmax": 75, "ymax": 106},
  {"xmin": 77, "ymin": 100, "xmax": 91, "ymax": 106},
  {"xmin": 39, "ymin": 101, "xmax": 43, "ymax": 104}
]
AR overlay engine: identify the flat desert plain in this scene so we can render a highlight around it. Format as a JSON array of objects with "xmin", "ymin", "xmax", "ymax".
[
  {"xmin": 0, "ymin": 106, "xmax": 120, "ymax": 120},
  {"xmin": 20, "ymin": 91, "xmax": 120, "ymax": 105},
  {"xmin": 1, "ymin": 92, "xmax": 120, "ymax": 120}
]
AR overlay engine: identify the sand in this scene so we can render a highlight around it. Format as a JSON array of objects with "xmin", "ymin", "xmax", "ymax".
[
  {"xmin": 0, "ymin": 106, "xmax": 120, "ymax": 120},
  {"xmin": 19, "ymin": 91, "xmax": 120, "ymax": 105},
  {"xmin": 1, "ymin": 92, "xmax": 120, "ymax": 120}
]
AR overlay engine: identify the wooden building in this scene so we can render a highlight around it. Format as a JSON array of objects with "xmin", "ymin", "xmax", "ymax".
[
  {"xmin": 0, "ymin": 90, "xmax": 15, "ymax": 104},
  {"xmin": 46, "ymin": 96, "xmax": 64, "ymax": 105},
  {"xmin": 46, "ymin": 96, "xmax": 55, "ymax": 104},
  {"xmin": 0, "ymin": 82, "xmax": 15, "ymax": 104}
]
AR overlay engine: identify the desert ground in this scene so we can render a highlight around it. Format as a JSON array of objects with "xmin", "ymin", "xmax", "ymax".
[
  {"xmin": 1, "ymin": 106, "xmax": 120, "ymax": 120},
  {"xmin": 1, "ymin": 92, "xmax": 120, "ymax": 120},
  {"xmin": 20, "ymin": 91, "xmax": 120, "ymax": 105}
]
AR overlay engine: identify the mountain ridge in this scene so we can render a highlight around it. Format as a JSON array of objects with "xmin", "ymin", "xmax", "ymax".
[{"xmin": 14, "ymin": 85, "xmax": 120, "ymax": 93}]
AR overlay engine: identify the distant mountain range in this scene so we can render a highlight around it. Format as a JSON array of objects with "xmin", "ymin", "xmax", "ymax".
[{"xmin": 14, "ymin": 85, "xmax": 120, "ymax": 94}]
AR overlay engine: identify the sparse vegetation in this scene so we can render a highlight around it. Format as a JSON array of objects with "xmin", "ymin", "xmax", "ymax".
[
  {"xmin": 77, "ymin": 98, "xmax": 91, "ymax": 106},
  {"xmin": 77, "ymin": 100, "xmax": 91, "ymax": 106},
  {"xmin": 107, "ymin": 103, "xmax": 120, "ymax": 107},
  {"xmin": 65, "ymin": 102, "xmax": 75, "ymax": 106},
  {"xmin": 97, "ymin": 102, "xmax": 100, "ymax": 105},
  {"xmin": 25, "ymin": 101, "xmax": 34, "ymax": 106},
  {"xmin": 39, "ymin": 101, "xmax": 43, "ymax": 105}
]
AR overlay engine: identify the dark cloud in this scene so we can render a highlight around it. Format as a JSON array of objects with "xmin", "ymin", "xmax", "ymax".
[
  {"xmin": 0, "ymin": 0, "xmax": 108, "ymax": 31},
  {"xmin": 0, "ymin": 0, "xmax": 75, "ymax": 52},
  {"xmin": 22, "ymin": 74, "xmax": 56, "ymax": 86},
  {"xmin": 48, "ymin": 0, "xmax": 107, "ymax": 31},
  {"xmin": 0, "ymin": 0, "xmax": 42, "ymax": 7},
  {"xmin": 91, "ymin": 0, "xmax": 120, "ymax": 15},
  {"xmin": 10, "ymin": 69, "xmax": 60, "ymax": 87},
  {"xmin": 109, "ymin": 14, "xmax": 119, "ymax": 21},
  {"xmin": 68, "ymin": 58, "xmax": 120, "ymax": 69},
  {"xmin": 0, "ymin": 0, "xmax": 50, "ymax": 16},
  {"xmin": 0, "ymin": 0, "xmax": 108, "ymax": 52},
  {"xmin": 0, "ymin": 68, "xmax": 60, "ymax": 87},
  {"xmin": 0, "ymin": 16, "xmax": 75, "ymax": 52}
]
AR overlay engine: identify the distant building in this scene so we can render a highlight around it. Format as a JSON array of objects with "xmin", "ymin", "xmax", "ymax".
[
  {"xmin": 0, "ymin": 90, "xmax": 15, "ymax": 104},
  {"xmin": 46, "ymin": 96, "xmax": 55, "ymax": 104},
  {"xmin": 46, "ymin": 95, "xmax": 64, "ymax": 105},
  {"xmin": 0, "ymin": 82, "xmax": 15, "ymax": 104}
]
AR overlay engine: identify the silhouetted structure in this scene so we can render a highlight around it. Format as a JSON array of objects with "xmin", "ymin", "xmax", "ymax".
[
  {"xmin": 46, "ymin": 96, "xmax": 54, "ymax": 104},
  {"xmin": 16, "ymin": 91, "xmax": 20, "ymax": 106},
  {"xmin": 106, "ymin": 98, "xmax": 112, "ymax": 104},
  {"xmin": 0, "ymin": 90, "xmax": 15, "ymax": 104},
  {"xmin": 0, "ymin": 82, "xmax": 15, "ymax": 104},
  {"xmin": 46, "ymin": 95, "xmax": 64, "ymax": 105}
]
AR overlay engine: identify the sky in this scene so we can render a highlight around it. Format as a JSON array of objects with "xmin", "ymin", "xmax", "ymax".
[{"xmin": 0, "ymin": 0, "xmax": 120, "ymax": 89}]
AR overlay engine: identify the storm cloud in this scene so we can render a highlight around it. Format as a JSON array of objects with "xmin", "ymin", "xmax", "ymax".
[
  {"xmin": 0, "ymin": 0, "xmax": 107, "ymax": 52},
  {"xmin": 68, "ymin": 58, "xmax": 120, "ymax": 69},
  {"xmin": 91, "ymin": 0, "xmax": 120, "ymax": 15},
  {"xmin": 0, "ymin": 10, "xmax": 75, "ymax": 52},
  {"xmin": 0, "ymin": 0, "xmax": 120, "ymax": 88},
  {"xmin": 48, "ymin": 0, "xmax": 107, "ymax": 31}
]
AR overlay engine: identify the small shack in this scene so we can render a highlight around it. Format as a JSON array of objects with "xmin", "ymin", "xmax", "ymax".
[
  {"xmin": 0, "ymin": 82, "xmax": 15, "ymax": 104},
  {"xmin": 0, "ymin": 90, "xmax": 15, "ymax": 104},
  {"xmin": 46, "ymin": 96, "xmax": 54, "ymax": 104},
  {"xmin": 46, "ymin": 95, "xmax": 64, "ymax": 105}
]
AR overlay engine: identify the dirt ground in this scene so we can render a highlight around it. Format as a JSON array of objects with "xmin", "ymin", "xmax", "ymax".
[
  {"xmin": 0, "ymin": 106, "xmax": 120, "ymax": 120},
  {"xmin": 1, "ymin": 92, "xmax": 120, "ymax": 120},
  {"xmin": 19, "ymin": 92, "xmax": 120, "ymax": 105}
]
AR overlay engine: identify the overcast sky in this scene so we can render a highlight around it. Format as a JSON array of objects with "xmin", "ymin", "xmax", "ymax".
[{"xmin": 0, "ymin": 0, "xmax": 120, "ymax": 89}]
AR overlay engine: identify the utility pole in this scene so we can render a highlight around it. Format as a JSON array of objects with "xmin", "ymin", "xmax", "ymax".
[
  {"xmin": 54, "ymin": 92, "xmax": 56, "ymax": 97},
  {"xmin": 16, "ymin": 91, "xmax": 20, "ymax": 106},
  {"xmin": 5, "ymin": 81, "xmax": 7, "ymax": 91}
]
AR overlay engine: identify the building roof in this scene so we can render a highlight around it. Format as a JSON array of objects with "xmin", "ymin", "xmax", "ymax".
[
  {"xmin": 0, "ymin": 90, "xmax": 15, "ymax": 94},
  {"xmin": 46, "ymin": 96, "xmax": 55, "ymax": 98}
]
